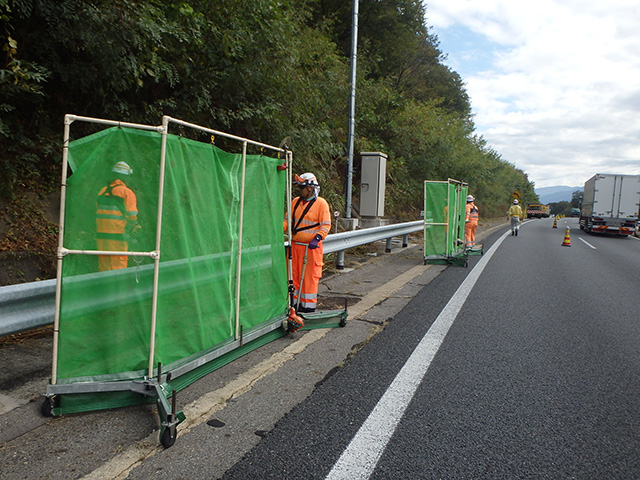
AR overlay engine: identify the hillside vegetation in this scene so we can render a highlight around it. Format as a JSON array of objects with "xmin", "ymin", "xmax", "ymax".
[{"xmin": 0, "ymin": 0, "xmax": 537, "ymax": 284}]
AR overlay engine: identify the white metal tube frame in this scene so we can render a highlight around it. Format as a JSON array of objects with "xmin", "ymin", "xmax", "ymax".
[
  {"xmin": 52, "ymin": 115, "xmax": 164, "ymax": 385},
  {"xmin": 51, "ymin": 115, "xmax": 290, "ymax": 382}
]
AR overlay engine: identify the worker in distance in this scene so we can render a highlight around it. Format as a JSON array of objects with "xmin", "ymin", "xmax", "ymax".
[{"xmin": 508, "ymin": 199, "xmax": 523, "ymax": 236}]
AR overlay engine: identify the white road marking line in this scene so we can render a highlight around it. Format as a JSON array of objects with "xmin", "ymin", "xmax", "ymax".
[
  {"xmin": 579, "ymin": 237, "xmax": 597, "ymax": 249},
  {"xmin": 325, "ymin": 231, "xmax": 510, "ymax": 480},
  {"xmin": 629, "ymin": 235, "xmax": 640, "ymax": 241}
]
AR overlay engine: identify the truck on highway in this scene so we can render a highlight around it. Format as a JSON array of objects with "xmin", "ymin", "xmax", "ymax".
[
  {"xmin": 541, "ymin": 204, "xmax": 551, "ymax": 218},
  {"xmin": 579, "ymin": 173, "xmax": 640, "ymax": 236},
  {"xmin": 526, "ymin": 203, "xmax": 542, "ymax": 218}
]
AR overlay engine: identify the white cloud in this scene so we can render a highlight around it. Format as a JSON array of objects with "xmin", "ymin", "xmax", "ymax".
[{"xmin": 425, "ymin": 0, "xmax": 640, "ymax": 187}]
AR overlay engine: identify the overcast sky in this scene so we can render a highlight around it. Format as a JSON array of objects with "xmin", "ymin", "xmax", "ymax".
[{"xmin": 424, "ymin": 0, "xmax": 640, "ymax": 189}]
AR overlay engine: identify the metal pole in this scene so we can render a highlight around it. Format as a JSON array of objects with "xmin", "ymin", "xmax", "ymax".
[
  {"xmin": 51, "ymin": 115, "xmax": 73, "ymax": 385},
  {"xmin": 286, "ymin": 151, "xmax": 294, "ymax": 307},
  {"xmin": 163, "ymin": 116, "xmax": 285, "ymax": 154},
  {"xmin": 62, "ymin": 115, "xmax": 161, "ymax": 132},
  {"xmin": 234, "ymin": 142, "xmax": 247, "ymax": 340},
  {"xmin": 345, "ymin": 0, "xmax": 359, "ymax": 219},
  {"xmin": 147, "ymin": 116, "xmax": 169, "ymax": 378},
  {"xmin": 446, "ymin": 182, "xmax": 451, "ymax": 257}
]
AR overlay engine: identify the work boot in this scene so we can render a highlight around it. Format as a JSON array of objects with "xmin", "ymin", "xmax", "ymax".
[{"xmin": 515, "ymin": 229, "xmax": 518, "ymax": 236}]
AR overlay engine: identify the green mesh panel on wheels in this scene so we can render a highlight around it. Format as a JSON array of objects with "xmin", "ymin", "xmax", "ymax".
[
  {"xmin": 423, "ymin": 181, "xmax": 448, "ymax": 261},
  {"xmin": 57, "ymin": 126, "xmax": 287, "ymax": 383},
  {"xmin": 424, "ymin": 180, "xmax": 467, "ymax": 263},
  {"xmin": 449, "ymin": 182, "xmax": 467, "ymax": 257}
]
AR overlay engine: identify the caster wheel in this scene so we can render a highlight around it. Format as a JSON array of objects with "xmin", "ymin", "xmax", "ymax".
[
  {"xmin": 339, "ymin": 317, "xmax": 347, "ymax": 327},
  {"xmin": 160, "ymin": 426, "xmax": 176, "ymax": 448},
  {"xmin": 41, "ymin": 397, "xmax": 56, "ymax": 417}
]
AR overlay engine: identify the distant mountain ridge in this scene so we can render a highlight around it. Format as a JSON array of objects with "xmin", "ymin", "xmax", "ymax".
[{"xmin": 535, "ymin": 185, "xmax": 583, "ymax": 204}]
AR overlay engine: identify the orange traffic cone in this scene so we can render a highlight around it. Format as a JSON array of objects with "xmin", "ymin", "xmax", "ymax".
[
  {"xmin": 561, "ymin": 227, "xmax": 571, "ymax": 247},
  {"xmin": 552, "ymin": 217, "xmax": 558, "ymax": 228}
]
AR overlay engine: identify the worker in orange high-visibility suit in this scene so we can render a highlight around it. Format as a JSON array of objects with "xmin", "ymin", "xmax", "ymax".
[
  {"xmin": 96, "ymin": 161, "xmax": 140, "ymax": 271},
  {"xmin": 284, "ymin": 172, "xmax": 331, "ymax": 313},
  {"xmin": 465, "ymin": 194, "xmax": 479, "ymax": 249}
]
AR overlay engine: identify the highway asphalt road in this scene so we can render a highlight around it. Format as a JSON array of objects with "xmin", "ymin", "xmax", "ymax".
[
  {"xmin": 1, "ymin": 217, "xmax": 639, "ymax": 479},
  {"xmin": 220, "ymin": 217, "xmax": 640, "ymax": 479}
]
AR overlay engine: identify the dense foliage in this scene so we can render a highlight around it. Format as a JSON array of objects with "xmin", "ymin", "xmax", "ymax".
[{"xmin": 1, "ymin": 0, "xmax": 537, "ymax": 219}]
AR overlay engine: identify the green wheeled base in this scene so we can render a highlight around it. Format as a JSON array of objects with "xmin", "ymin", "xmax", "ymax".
[
  {"xmin": 153, "ymin": 380, "xmax": 186, "ymax": 448},
  {"xmin": 424, "ymin": 250, "xmax": 468, "ymax": 267},
  {"xmin": 466, "ymin": 243, "xmax": 483, "ymax": 256},
  {"xmin": 300, "ymin": 307, "xmax": 348, "ymax": 330},
  {"xmin": 283, "ymin": 301, "xmax": 348, "ymax": 333},
  {"xmin": 40, "ymin": 374, "xmax": 186, "ymax": 448}
]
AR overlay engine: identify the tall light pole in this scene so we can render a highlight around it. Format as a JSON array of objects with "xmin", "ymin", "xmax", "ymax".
[
  {"xmin": 336, "ymin": 0, "xmax": 359, "ymax": 270},
  {"xmin": 345, "ymin": 0, "xmax": 359, "ymax": 220}
]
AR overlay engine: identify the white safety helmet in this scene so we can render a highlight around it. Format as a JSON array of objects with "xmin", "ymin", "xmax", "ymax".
[
  {"xmin": 294, "ymin": 172, "xmax": 320, "ymax": 197},
  {"xmin": 466, "ymin": 195, "xmax": 474, "ymax": 202},
  {"xmin": 513, "ymin": 199, "xmax": 519, "ymax": 205},
  {"xmin": 294, "ymin": 172, "xmax": 319, "ymax": 187},
  {"xmin": 112, "ymin": 161, "xmax": 133, "ymax": 176}
]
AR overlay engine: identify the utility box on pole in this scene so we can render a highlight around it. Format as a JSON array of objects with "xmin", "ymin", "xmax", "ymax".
[{"xmin": 359, "ymin": 152, "xmax": 387, "ymax": 218}]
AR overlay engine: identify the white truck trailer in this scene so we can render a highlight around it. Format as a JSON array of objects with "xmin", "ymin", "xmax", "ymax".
[{"xmin": 579, "ymin": 173, "xmax": 640, "ymax": 236}]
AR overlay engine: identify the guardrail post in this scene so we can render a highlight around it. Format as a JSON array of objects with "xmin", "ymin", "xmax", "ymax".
[
  {"xmin": 402, "ymin": 234, "xmax": 409, "ymax": 248},
  {"xmin": 385, "ymin": 238, "xmax": 392, "ymax": 253},
  {"xmin": 335, "ymin": 217, "xmax": 359, "ymax": 270}
]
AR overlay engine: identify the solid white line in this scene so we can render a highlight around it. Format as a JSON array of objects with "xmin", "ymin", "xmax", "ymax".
[
  {"xmin": 629, "ymin": 235, "xmax": 640, "ymax": 242},
  {"xmin": 325, "ymin": 231, "xmax": 510, "ymax": 480},
  {"xmin": 578, "ymin": 237, "xmax": 597, "ymax": 249}
]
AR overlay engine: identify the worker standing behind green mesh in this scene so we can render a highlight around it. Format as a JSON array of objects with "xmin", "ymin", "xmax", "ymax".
[
  {"xmin": 284, "ymin": 173, "xmax": 331, "ymax": 313},
  {"xmin": 96, "ymin": 161, "xmax": 140, "ymax": 271}
]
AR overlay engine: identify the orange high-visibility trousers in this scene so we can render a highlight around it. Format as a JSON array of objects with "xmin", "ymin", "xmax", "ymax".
[
  {"xmin": 465, "ymin": 222, "xmax": 477, "ymax": 248},
  {"xmin": 291, "ymin": 242, "xmax": 324, "ymax": 312},
  {"xmin": 96, "ymin": 179, "xmax": 137, "ymax": 271},
  {"xmin": 97, "ymin": 238, "xmax": 129, "ymax": 271}
]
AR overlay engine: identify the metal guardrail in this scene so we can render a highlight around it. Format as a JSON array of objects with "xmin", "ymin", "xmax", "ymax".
[
  {"xmin": 323, "ymin": 220, "xmax": 423, "ymax": 254},
  {"xmin": 0, "ymin": 279, "xmax": 57, "ymax": 337},
  {"xmin": 0, "ymin": 220, "xmax": 423, "ymax": 337}
]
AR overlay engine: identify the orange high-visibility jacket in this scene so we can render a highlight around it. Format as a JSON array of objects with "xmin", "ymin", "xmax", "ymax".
[
  {"xmin": 465, "ymin": 202, "xmax": 479, "ymax": 225},
  {"xmin": 96, "ymin": 179, "xmax": 138, "ymax": 241},
  {"xmin": 285, "ymin": 196, "xmax": 331, "ymax": 243}
]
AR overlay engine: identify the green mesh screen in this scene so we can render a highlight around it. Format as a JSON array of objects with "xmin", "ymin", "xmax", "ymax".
[
  {"xmin": 57, "ymin": 126, "xmax": 288, "ymax": 383},
  {"xmin": 424, "ymin": 180, "xmax": 467, "ymax": 263}
]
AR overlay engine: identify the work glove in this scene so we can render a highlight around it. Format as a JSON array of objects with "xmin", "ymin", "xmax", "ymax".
[{"xmin": 308, "ymin": 234, "xmax": 322, "ymax": 250}]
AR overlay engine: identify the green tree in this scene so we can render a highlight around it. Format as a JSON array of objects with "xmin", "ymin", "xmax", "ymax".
[
  {"xmin": 0, "ymin": 0, "xmax": 536, "ymax": 222},
  {"xmin": 571, "ymin": 190, "xmax": 583, "ymax": 208}
]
